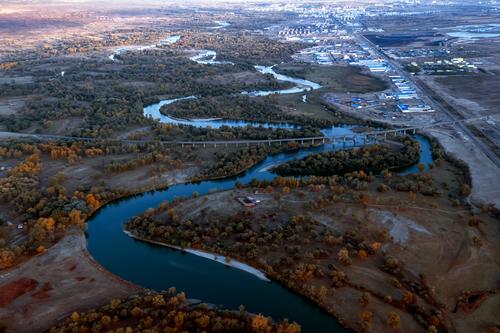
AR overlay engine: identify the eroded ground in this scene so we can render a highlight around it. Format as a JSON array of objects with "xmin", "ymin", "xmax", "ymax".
[{"xmin": 0, "ymin": 229, "xmax": 138, "ymax": 333}]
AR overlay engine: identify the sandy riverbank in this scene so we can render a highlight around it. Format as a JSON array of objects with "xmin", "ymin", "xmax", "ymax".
[{"xmin": 124, "ymin": 230, "xmax": 271, "ymax": 282}]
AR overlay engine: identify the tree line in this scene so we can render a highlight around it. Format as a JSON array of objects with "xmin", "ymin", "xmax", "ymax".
[
  {"xmin": 51, "ymin": 289, "xmax": 301, "ymax": 333},
  {"xmin": 193, "ymin": 142, "xmax": 304, "ymax": 181},
  {"xmin": 273, "ymin": 138, "xmax": 420, "ymax": 177},
  {"xmin": 152, "ymin": 123, "xmax": 324, "ymax": 142}
]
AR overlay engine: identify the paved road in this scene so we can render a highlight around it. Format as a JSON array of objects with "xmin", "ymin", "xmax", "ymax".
[{"xmin": 356, "ymin": 33, "xmax": 500, "ymax": 169}]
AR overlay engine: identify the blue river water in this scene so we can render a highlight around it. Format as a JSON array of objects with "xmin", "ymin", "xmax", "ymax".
[
  {"xmin": 87, "ymin": 134, "xmax": 431, "ymax": 332},
  {"xmin": 88, "ymin": 86, "xmax": 433, "ymax": 333},
  {"xmin": 87, "ymin": 134, "xmax": 359, "ymax": 333}
]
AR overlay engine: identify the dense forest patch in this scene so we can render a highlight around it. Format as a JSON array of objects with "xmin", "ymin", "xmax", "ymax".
[{"xmin": 272, "ymin": 138, "xmax": 420, "ymax": 177}]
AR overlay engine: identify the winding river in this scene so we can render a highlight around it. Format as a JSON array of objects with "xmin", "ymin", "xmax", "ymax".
[
  {"xmin": 243, "ymin": 65, "xmax": 322, "ymax": 97},
  {"xmin": 190, "ymin": 50, "xmax": 235, "ymax": 65},
  {"xmin": 144, "ymin": 63, "xmax": 323, "ymax": 126},
  {"xmin": 109, "ymin": 35, "xmax": 181, "ymax": 61},
  {"xmin": 88, "ymin": 68, "xmax": 432, "ymax": 332}
]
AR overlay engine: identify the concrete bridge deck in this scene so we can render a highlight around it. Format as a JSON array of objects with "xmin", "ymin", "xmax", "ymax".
[{"xmin": 0, "ymin": 115, "xmax": 492, "ymax": 148}]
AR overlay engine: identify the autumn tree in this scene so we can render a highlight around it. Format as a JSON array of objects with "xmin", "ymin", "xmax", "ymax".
[
  {"xmin": 337, "ymin": 248, "xmax": 352, "ymax": 266},
  {"xmin": 387, "ymin": 312, "xmax": 400, "ymax": 329},
  {"xmin": 251, "ymin": 314, "xmax": 271, "ymax": 333},
  {"xmin": 278, "ymin": 321, "xmax": 301, "ymax": 333},
  {"xmin": 361, "ymin": 310, "xmax": 373, "ymax": 323},
  {"xmin": 70, "ymin": 312, "xmax": 80, "ymax": 323},
  {"xmin": 196, "ymin": 315, "xmax": 210, "ymax": 329},
  {"xmin": 359, "ymin": 292, "xmax": 370, "ymax": 307},
  {"xmin": 0, "ymin": 248, "xmax": 15, "ymax": 269},
  {"xmin": 427, "ymin": 325, "xmax": 438, "ymax": 333},
  {"xmin": 402, "ymin": 291, "xmax": 414, "ymax": 306},
  {"xmin": 86, "ymin": 193, "xmax": 100, "ymax": 210},
  {"xmin": 130, "ymin": 307, "xmax": 142, "ymax": 318},
  {"xmin": 318, "ymin": 285, "xmax": 328, "ymax": 301},
  {"xmin": 69, "ymin": 209, "xmax": 85, "ymax": 226}
]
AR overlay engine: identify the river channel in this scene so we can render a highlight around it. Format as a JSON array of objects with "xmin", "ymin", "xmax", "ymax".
[{"xmin": 87, "ymin": 64, "xmax": 432, "ymax": 333}]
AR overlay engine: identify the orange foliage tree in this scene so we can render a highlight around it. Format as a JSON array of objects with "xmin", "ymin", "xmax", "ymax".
[{"xmin": 251, "ymin": 314, "xmax": 271, "ymax": 333}]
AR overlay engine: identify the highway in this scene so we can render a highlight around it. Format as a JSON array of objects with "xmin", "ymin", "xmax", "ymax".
[{"xmin": 356, "ymin": 33, "xmax": 500, "ymax": 169}]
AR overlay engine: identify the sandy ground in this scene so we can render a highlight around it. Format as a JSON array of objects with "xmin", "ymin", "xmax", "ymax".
[
  {"xmin": 426, "ymin": 126, "xmax": 500, "ymax": 208},
  {"xmin": 125, "ymin": 231, "xmax": 270, "ymax": 281},
  {"xmin": 0, "ymin": 229, "xmax": 139, "ymax": 333}
]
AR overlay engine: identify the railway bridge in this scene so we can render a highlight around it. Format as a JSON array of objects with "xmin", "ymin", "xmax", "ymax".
[
  {"xmin": 0, "ymin": 127, "xmax": 416, "ymax": 148},
  {"xmin": 0, "ymin": 115, "xmax": 492, "ymax": 148}
]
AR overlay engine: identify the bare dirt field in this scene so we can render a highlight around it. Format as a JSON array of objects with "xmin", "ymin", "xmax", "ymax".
[
  {"xmin": 420, "ymin": 71, "xmax": 500, "ymax": 152},
  {"xmin": 41, "ymin": 157, "xmax": 199, "ymax": 194},
  {"xmin": 422, "ymin": 72, "xmax": 500, "ymax": 119},
  {"xmin": 426, "ymin": 126, "xmax": 500, "ymax": 209},
  {"xmin": 33, "ymin": 152, "xmax": 199, "ymax": 195},
  {"xmin": 0, "ymin": 229, "xmax": 139, "ymax": 333},
  {"xmin": 0, "ymin": 96, "xmax": 26, "ymax": 116}
]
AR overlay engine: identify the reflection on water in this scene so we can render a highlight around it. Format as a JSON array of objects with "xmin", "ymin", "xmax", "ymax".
[
  {"xmin": 243, "ymin": 65, "xmax": 322, "ymax": 97},
  {"xmin": 190, "ymin": 50, "xmax": 234, "ymax": 65},
  {"xmin": 90, "ymin": 56, "xmax": 432, "ymax": 333},
  {"xmin": 90, "ymin": 96, "xmax": 432, "ymax": 333},
  {"xmin": 109, "ymin": 35, "xmax": 181, "ymax": 61}
]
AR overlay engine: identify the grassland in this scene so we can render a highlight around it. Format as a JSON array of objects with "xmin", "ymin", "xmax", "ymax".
[{"xmin": 276, "ymin": 64, "xmax": 388, "ymax": 94}]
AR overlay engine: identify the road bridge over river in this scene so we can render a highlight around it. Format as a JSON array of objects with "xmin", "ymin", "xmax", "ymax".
[{"xmin": 0, "ymin": 115, "xmax": 492, "ymax": 148}]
